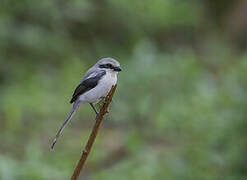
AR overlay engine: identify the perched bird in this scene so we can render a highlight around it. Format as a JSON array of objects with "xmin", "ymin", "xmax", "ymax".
[{"xmin": 51, "ymin": 58, "xmax": 122, "ymax": 149}]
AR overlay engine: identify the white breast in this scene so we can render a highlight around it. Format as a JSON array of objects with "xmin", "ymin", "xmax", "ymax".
[{"xmin": 79, "ymin": 71, "xmax": 117, "ymax": 104}]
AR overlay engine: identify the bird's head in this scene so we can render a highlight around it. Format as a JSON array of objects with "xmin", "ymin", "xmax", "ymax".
[{"xmin": 96, "ymin": 57, "xmax": 122, "ymax": 73}]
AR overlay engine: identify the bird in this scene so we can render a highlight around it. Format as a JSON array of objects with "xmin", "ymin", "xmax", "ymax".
[{"xmin": 51, "ymin": 57, "xmax": 122, "ymax": 149}]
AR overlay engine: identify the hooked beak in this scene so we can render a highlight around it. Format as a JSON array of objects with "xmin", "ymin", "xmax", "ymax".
[{"xmin": 114, "ymin": 66, "xmax": 122, "ymax": 72}]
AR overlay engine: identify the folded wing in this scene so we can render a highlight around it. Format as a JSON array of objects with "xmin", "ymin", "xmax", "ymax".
[{"xmin": 70, "ymin": 70, "xmax": 106, "ymax": 103}]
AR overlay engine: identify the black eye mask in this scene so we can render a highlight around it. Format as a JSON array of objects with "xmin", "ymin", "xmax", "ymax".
[{"xmin": 99, "ymin": 63, "xmax": 114, "ymax": 69}]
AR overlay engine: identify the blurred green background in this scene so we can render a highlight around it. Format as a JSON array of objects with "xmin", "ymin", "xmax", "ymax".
[{"xmin": 1, "ymin": 0, "xmax": 247, "ymax": 179}]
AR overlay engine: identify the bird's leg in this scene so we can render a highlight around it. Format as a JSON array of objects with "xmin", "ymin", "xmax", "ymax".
[{"xmin": 90, "ymin": 103, "xmax": 99, "ymax": 115}]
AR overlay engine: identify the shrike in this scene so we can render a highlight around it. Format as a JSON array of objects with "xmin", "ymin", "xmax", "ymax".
[{"xmin": 51, "ymin": 57, "xmax": 122, "ymax": 149}]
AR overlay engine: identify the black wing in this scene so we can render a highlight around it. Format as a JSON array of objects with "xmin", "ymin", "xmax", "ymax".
[{"xmin": 70, "ymin": 71, "xmax": 106, "ymax": 103}]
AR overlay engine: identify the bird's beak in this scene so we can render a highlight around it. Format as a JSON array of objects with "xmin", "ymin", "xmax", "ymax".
[{"xmin": 114, "ymin": 66, "xmax": 122, "ymax": 72}]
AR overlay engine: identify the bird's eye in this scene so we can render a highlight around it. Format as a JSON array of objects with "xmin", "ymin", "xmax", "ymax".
[
  {"xmin": 106, "ymin": 64, "xmax": 113, "ymax": 68},
  {"xmin": 99, "ymin": 63, "xmax": 113, "ymax": 69}
]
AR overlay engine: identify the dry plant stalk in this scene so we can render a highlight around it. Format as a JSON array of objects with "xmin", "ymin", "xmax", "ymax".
[{"xmin": 71, "ymin": 85, "xmax": 117, "ymax": 180}]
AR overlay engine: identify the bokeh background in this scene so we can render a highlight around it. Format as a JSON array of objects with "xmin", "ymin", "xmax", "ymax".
[{"xmin": 1, "ymin": 0, "xmax": 247, "ymax": 179}]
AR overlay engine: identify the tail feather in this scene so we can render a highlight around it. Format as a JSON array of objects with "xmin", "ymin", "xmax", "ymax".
[{"xmin": 51, "ymin": 102, "xmax": 80, "ymax": 149}]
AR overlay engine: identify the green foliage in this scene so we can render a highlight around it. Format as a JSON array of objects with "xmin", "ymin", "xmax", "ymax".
[{"xmin": 1, "ymin": 0, "xmax": 247, "ymax": 179}]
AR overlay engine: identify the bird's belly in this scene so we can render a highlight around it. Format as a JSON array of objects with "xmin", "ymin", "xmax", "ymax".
[{"xmin": 79, "ymin": 73, "xmax": 117, "ymax": 103}]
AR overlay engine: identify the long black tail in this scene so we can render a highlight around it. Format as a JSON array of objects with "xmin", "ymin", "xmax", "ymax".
[{"xmin": 50, "ymin": 102, "xmax": 80, "ymax": 149}]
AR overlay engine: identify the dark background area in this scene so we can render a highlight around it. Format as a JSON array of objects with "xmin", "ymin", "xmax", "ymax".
[{"xmin": 1, "ymin": 0, "xmax": 247, "ymax": 179}]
